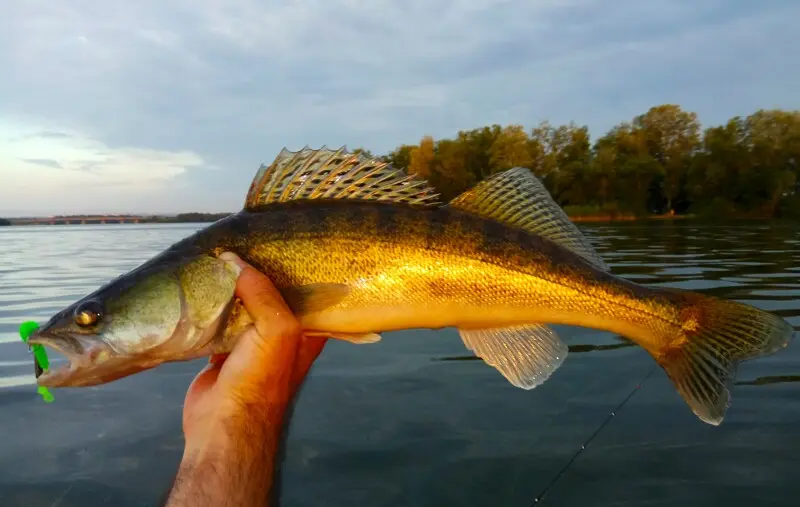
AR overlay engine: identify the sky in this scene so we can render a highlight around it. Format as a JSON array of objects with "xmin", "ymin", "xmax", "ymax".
[{"xmin": 1, "ymin": 0, "xmax": 798, "ymax": 216}]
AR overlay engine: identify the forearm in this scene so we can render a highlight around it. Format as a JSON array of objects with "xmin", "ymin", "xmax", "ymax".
[{"xmin": 165, "ymin": 405, "xmax": 287, "ymax": 507}]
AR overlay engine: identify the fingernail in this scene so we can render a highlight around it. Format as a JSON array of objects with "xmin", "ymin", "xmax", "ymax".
[{"xmin": 220, "ymin": 251, "xmax": 244, "ymax": 275}]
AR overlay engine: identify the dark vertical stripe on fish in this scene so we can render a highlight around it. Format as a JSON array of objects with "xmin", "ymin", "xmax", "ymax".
[
  {"xmin": 425, "ymin": 207, "xmax": 448, "ymax": 250},
  {"xmin": 375, "ymin": 202, "xmax": 398, "ymax": 239}
]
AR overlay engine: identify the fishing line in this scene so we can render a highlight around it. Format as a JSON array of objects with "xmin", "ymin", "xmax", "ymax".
[{"xmin": 531, "ymin": 363, "xmax": 658, "ymax": 505}]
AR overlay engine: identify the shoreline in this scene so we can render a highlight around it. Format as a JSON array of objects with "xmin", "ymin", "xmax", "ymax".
[
  {"xmin": 568, "ymin": 213, "xmax": 695, "ymax": 223},
  {"xmin": 3, "ymin": 215, "xmax": 680, "ymax": 226},
  {"xmin": 2, "ymin": 212, "xmax": 787, "ymax": 227}
]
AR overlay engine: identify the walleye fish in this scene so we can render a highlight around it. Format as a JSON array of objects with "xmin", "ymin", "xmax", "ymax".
[{"xmin": 29, "ymin": 146, "xmax": 794, "ymax": 425}]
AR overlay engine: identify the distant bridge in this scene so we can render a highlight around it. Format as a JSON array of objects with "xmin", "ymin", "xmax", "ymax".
[{"xmin": 9, "ymin": 215, "xmax": 145, "ymax": 225}]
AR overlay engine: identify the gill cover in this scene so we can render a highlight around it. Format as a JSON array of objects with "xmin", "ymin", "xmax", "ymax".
[{"xmin": 39, "ymin": 255, "xmax": 240, "ymax": 358}]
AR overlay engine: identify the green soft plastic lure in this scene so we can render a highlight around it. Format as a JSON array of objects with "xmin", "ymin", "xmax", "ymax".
[{"xmin": 19, "ymin": 321, "xmax": 54, "ymax": 403}]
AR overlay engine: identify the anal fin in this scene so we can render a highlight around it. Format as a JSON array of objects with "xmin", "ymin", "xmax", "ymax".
[{"xmin": 458, "ymin": 324, "xmax": 568, "ymax": 389}]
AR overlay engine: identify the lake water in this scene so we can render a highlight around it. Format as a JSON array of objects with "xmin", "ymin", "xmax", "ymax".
[{"xmin": 1, "ymin": 221, "xmax": 798, "ymax": 507}]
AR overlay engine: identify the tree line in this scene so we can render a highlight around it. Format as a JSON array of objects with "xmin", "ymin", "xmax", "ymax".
[
  {"xmin": 358, "ymin": 105, "xmax": 800, "ymax": 219},
  {"xmin": 3, "ymin": 105, "xmax": 797, "ymax": 224}
]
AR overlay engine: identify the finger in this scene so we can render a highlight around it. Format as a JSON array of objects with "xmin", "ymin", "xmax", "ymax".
[
  {"xmin": 217, "ymin": 327, "xmax": 297, "ymax": 404},
  {"xmin": 217, "ymin": 253, "xmax": 303, "ymax": 394},
  {"xmin": 219, "ymin": 252, "xmax": 303, "ymax": 363}
]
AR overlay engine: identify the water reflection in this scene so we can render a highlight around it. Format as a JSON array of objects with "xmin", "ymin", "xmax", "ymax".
[
  {"xmin": 436, "ymin": 340, "xmax": 636, "ymax": 362},
  {"xmin": 735, "ymin": 375, "xmax": 800, "ymax": 386}
]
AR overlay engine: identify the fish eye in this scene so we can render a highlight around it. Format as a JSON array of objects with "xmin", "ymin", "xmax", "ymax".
[{"xmin": 74, "ymin": 301, "xmax": 104, "ymax": 327}]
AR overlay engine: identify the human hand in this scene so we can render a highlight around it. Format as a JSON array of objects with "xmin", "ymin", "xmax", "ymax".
[
  {"xmin": 165, "ymin": 252, "xmax": 327, "ymax": 506},
  {"xmin": 179, "ymin": 251, "xmax": 327, "ymax": 466}
]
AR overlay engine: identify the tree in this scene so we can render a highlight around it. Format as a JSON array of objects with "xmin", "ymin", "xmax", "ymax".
[
  {"xmin": 408, "ymin": 136, "xmax": 435, "ymax": 180},
  {"xmin": 352, "ymin": 147, "xmax": 374, "ymax": 159},
  {"xmin": 632, "ymin": 105, "xmax": 701, "ymax": 213},
  {"xmin": 551, "ymin": 124, "xmax": 593, "ymax": 204},
  {"xmin": 594, "ymin": 123, "xmax": 661, "ymax": 214},
  {"xmin": 488, "ymin": 124, "xmax": 533, "ymax": 172},
  {"xmin": 433, "ymin": 139, "xmax": 474, "ymax": 199},
  {"xmin": 455, "ymin": 125, "xmax": 502, "ymax": 181},
  {"xmin": 384, "ymin": 144, "xmax": 415, "ymax": 170},
  {"xmin": 687, "ymin": 118, "xmax": 749, "ymax": 213}
]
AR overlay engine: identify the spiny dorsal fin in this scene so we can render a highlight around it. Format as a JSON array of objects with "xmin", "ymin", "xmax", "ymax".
[
  {"xmin": 448, "ymin": 167, "xmax": 608, "ymax": 271},
  {"xmin": 244, "ymin": 146, "xmax": 441, "ymax": 210}
]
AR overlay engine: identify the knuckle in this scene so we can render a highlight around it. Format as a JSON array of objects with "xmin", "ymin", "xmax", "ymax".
[{"xmin": 257, "ymin": 315, "xmax": 301, "ymax": 342}]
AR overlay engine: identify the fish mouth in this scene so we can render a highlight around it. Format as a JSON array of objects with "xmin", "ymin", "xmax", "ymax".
[{"xmin": 26, "ymin": 331, "xmax": 115, "ymax": 388}]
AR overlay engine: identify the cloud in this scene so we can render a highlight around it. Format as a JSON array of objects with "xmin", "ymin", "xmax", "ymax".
[
  {"xmin": 18, "ymin": 158, "xmax": 63, "ymax": 169},
  {"xmin": 0, "ymin": 0, "xmax": 798, "ymax": 214},
  {"xmin": 24, "ymin": 131, "xmax": 73, "ymax": 140},
  {"xmin": 0, "ymin": 118, "xmax": 206, "ymax": 215}
]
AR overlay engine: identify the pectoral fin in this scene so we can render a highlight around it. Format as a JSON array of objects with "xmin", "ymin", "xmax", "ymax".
[
  {"xmin": 281, "ymin": 283, "xmax": 351, "ymax": 316},
  {"xmin": 306, "ymin": 330, "xmax": 383, "ymax": 344},
  {"xmin": 458, "ymin": 324, "xmax": 568, "ymax": 389}
]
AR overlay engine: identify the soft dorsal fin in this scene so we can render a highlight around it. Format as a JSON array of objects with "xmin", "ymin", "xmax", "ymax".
[
  {"xmin": 244, "ymin": 146, "xmax": 441, "ymax": 210},
  {"xmin": 448, "ymin": 167, "xmax": 608, "ymax": 271}
]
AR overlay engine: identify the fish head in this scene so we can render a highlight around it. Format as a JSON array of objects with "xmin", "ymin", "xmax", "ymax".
[{"xmin": 28, "ymin": 253, "xmax": 240, "ymax": 387}]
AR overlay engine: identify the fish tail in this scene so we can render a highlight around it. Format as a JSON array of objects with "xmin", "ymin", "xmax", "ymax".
[{"xmin": 653, "ymin": 293, "xmax": 794, "ymax": 425}]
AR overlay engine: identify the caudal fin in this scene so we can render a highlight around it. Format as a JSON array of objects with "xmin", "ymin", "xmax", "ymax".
[{"xmin": 656, "ymin": 295, "xmax": 794, "ymax": 425}]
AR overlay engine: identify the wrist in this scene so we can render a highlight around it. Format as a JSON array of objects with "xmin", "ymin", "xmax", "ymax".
[
  {"xmin": 168, "ymin": 409, "xmax": 286, "ymax": 507},
  {"xmin": 183, "ymin": 400, "xmax": 287, "ymax": 461}
]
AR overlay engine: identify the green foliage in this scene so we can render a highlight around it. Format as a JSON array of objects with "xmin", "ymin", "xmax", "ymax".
[
  {"xmin": 372, "ymin": 105, "xmax": 799, "ymax": 218},
  {"xmin": 351, "ymin": 147, "xmax": 374, "ymax": 159},
  {"xmin": 0, "ymin": 218, "xmax": 10, "ymax": 226}
]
